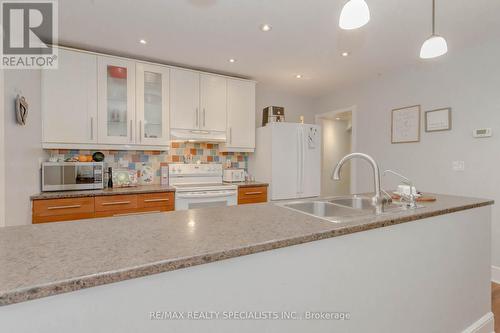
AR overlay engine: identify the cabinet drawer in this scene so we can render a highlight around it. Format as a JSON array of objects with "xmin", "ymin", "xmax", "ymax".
[
  {"xmin": 238, "ymin": 186, "xmax": 268, "ymax": 205},
  {"xmin": 138, "ymin": 192, "xmax": 174, "ymax": 210},
  {"xmin": 33, "ymin": 197, "xmax": 94, "ymax": 223},
  {"xmin": 95, "ymin": 195, "xmax": 138, "ymax": 212}
]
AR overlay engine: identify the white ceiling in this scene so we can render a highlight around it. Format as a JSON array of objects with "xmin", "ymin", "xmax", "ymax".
[{"xmin": 56, "ymin": 0, "xmax": 500, "ymax": 97}]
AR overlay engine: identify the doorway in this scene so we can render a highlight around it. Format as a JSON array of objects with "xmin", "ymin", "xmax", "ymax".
[{"xmin": 315, "ymin": 107, "xmax": 355, "ymax": 197}]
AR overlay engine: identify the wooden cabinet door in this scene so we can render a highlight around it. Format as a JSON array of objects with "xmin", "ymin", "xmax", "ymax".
[
  {"xmin": 170, "ymin": 68, "xmax": 200, "ymax": 130},
  {"xmin": 136, "ymin": 63, "xmax": 170, "ymax": 146},
  {"xmin": 238, "ymin": 186, "xmax": 268, "ymax": 205},
  {"xmin": 42, "ymin": 48, "xmax": 97, "ymax": 145},
  {"xmin": 200, "ymin": 74, "xmax": 227, "ymax": 132},
  {"xmin": 226, "ymin": 79, "xmax": 255, "ymax": 149},
  {"xmin": 97, "ymin": 56, "xmax": 136, "ymax": 144}
]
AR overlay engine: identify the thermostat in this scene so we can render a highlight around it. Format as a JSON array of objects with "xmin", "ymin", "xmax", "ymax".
[{"xmin": 473, "ymin": 128, "xmax": 492, "ymax": 138}]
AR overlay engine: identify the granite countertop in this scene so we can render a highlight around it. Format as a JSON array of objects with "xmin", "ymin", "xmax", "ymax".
[
  {"xmin": 224, "ymin": 181, "xmax": 269, "ymax": 188},
  {"xmin": 0, "ymin": 193, "xmax": 493, "ymax": 306},
  {"xmin": 30, "ymin": 184, "xmax": 176, "ymax": 200}
]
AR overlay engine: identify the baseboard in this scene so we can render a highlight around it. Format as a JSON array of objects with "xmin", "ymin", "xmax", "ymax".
[
  {"xmin": 492, "ymin": 265, "xmax": 500, "ymax": 284},
  {"xmin": 462, "ymin": 312, "xmax": 494, "ymax": 333}
]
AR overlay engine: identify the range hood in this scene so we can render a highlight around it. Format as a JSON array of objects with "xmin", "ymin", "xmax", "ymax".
[{"xmin": 170, "ymin": 129, "xmax": 227, "ymax": 142}]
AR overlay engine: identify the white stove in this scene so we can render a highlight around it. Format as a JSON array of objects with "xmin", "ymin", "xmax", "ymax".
[{"xmin": 169, "ymin": 164, "xmax": 237, "ymax": 210}]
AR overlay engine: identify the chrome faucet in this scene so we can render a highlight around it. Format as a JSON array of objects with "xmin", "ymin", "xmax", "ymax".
[{"xmin": 332, "ymin": 153, "xmax": 386, "ymax": 212}]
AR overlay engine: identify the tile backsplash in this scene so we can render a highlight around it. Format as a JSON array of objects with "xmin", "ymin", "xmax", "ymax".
[{"xmin": 46, "ymin": 142, "xmax": 249, "ymax": 185}]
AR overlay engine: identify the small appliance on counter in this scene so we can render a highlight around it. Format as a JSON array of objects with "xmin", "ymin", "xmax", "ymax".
[
  {"xmin": 223, "ymin": 168, "xmax": 245, "ymax": 183},
  {"xmin": 112, "ymin": 169, "xmax": 138, "ymax": 188},
  {"xmin": 41, "ymin": 162, "xmax": 104, "ymax": 191},
  {"xmin": 262, "ymin": 106, "xmax": 285, "ymax": 126}
]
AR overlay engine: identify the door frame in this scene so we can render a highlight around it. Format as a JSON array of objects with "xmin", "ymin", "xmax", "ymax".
[{"xmin": 315, "ymin": 105, "xmax": 357, "ymax": 195}]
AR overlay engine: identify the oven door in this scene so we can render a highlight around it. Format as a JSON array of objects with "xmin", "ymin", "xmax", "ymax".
[{"xmin": 175, "ymin": 189, "xmax": 237, "ymax": 211}]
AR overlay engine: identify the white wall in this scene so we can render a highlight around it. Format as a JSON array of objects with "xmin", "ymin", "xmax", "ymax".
[
  {"xmin": 0, "ymin": 69, "xmax": 4, "ymax": 227},
  {"xmin": 313, "ymin": 40, "xmax": 500, "ymax": 269},
  {"xmin": 255, "ymin": 84, "xmax": 316, "ymax": 127},
  {"xmin": 320, "ymin": 119, "xmax": 351, "ymax": 197},
  {"xmin": 4, "ymin": 70, "xmax": 46, "ymax": 226}
]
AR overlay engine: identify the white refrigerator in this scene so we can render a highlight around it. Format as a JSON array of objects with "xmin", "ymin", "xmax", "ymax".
[{"xmin": 249, "ymin": 122, "xmax": 321, "ymax": 200}]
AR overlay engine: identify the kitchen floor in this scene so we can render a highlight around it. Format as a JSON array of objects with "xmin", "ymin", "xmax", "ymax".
[{"xmin": 494, "ymin": 283, "xmax": 500, "ymax": 332}]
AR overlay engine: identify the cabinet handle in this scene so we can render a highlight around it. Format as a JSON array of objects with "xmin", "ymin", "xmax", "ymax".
[
  {"xmin": 245, "ymin": 191, "xmax": 263, "ymax": 195},
  {"xmin": 229, "ymin": 127, "xmax": 232, "ymax": 144},
  {"xmin": 90, "ymin": 117, "xmax": 94, "ymax": 140},
  {"xmin": 102, "ymin": 201, "xmax": 131, "ymax": 206},
  {"xmin": 139, "ymin": 120, "xmax": 142, "ymax": 142},
  {"xmin": 47, "ymin": 204, "xmax": 82, "ymax": 210},
  {"xmin": 144, "ymin": 198, "xmax": 170, "ymax": 203},
  {"xmin": 130, "ymin": 120, "xmax": 133, "ymax": 141},
  {"xmin": 195, "ymin": 108, "xmax": 199, "ymax": 128},
  {"xmin": 203, "ymin": 108, "xmax": 206, "ymax": 127}
]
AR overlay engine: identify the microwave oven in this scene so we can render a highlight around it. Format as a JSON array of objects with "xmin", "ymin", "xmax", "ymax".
[{"xmin": 42, "ymin": 162, "xmax": 104, "ymax": 192}]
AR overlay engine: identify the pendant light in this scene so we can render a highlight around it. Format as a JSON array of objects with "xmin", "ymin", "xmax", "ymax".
[
  {"xmin": 339, "ymin": 0, "xmax": 370, "ymax": 30},
  {"xmin": 420, "ymin": 0, "xmax": 448, "ymax": 59}
]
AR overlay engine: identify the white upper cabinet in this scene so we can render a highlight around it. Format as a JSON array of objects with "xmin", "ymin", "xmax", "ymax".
[
  {"xmin": 221, "ymin": 79, "xmax": 256, "ymax": 151},
  {"xmin": 136, "ymin": 63, "xmax": 170, "ymax": 146},
  {"xmin": 97, "ymin": 56, "xmax": 136, "ymax": 144},
  {"xmin": 200, "ymin": 74, "xmax": 227, "ymax": 132},
  {"xmin": 170, "ymin": 69, "xmax": 200, "ymax": 130},
  {"xmin": 42, "ymin": 48, "xmax": 97, "ymax": 145}
]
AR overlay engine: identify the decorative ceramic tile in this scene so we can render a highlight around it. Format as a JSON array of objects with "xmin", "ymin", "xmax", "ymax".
[{"xmin": 46, "ymin": 142, "xmax": 249, "ymax": 185}]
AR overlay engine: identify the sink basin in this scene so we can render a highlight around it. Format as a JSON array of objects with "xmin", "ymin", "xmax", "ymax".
[
  {"xmin": 279, "ymin": 195, "xmax": 415, "ymax": 223},
  {"xmin": 328, "ymin": 196, "xmax": 374, "ymax": 210},
  {"xmin": 283, "ymin": 201, "xmax": 369, "ymax": 221}
]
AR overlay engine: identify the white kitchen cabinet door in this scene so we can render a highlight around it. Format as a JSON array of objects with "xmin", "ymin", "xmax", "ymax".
[
  {"xmin": 42, "ymin": 48, "xmax": 97, "ymax": 144},
  {"xmin": 136, "ymin": 63, "xmax": 170, "ymax": 146},
  {"xmin": 170, "ymin": 68, "xmax": 200, "ymax": 130},
  {"xmin": 225, "ymin": 79, "xmax": 256, "ymax": 150},
  {"xmin": 97, "ymin": 56, "xmax": 136, "ymax": 144},
  {"xmin": 200, "ymin": 74, "xmax": 227, "ymax": 132}
]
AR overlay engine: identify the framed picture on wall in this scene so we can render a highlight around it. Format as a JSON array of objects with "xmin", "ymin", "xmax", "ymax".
[
  {"xmin": 425, "ymin": 108, "xmax": 451, "ymax": 132},
  {"xmin": 391, "ymin": 105, "xmax": 421, "ymax": 144}
]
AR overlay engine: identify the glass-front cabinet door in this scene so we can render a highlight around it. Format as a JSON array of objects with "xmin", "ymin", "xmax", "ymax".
[
  {"xmin": 136, "ymin": 63, "xmax": 170, "ymax": 146},
  {"xmin": 97, "ymin": 56, "xmax": 136, "ymax": 144}
]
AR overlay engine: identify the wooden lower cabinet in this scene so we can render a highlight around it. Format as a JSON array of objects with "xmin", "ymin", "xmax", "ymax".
[
  {"xmin": 32, "ymin": 197, "xmax": 95, "ymax": 224},
  {"xmin": 238, "ymin": 186, "xmax": 268, "ymax": 205},
  {"xmin": 32, "ymin": 192, "xmax": 175, "ymax": 224}
]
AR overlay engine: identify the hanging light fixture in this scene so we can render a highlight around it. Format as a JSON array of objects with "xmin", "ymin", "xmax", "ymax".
[
  {"xmin": 339, "ymin": 0, "xmax": 370, "ymax": 30},
  {"xmin": 420, "ymin": 0, "xmax": 448, "ymax": 59}
]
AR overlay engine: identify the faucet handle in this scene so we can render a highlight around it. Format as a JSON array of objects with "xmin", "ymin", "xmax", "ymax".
[{"xmin": 381, "ymin": 188, "xmax": 393, "ymax": 205}]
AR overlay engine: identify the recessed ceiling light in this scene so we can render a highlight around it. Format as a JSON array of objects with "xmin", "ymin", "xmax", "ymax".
[
  {"xmin": 228, "ymin": 58, "xmax": 236, "ymax": 63},
  {"xmin": 139, "ymin": 39, "xmax": 147, "ymax": 45},
  {"xmin": 260, "ymin": 24, "xmax": 272, "ymax": 32},
  {"xmin": 336, "ymin": 117, "xmax": 341, "ymax": 120},
  {"xmin": 295, "ymin": 74, "xmax": 302, "ymax": 79},
  {"xmin": 341, "ymin": 52, "xmax": 350, "ymax": 57}
]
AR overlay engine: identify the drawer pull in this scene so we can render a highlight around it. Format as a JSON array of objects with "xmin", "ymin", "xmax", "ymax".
[
  {"xmin": 245, "ymin": 191, "xmax": 263, "ymax": 195},
  {"xmin": 47, "ymin": 204, "xmax": 82, "ymax": 210},
  {"xmin": 102, "ymin": 201, "xmax": 131, "ymax": 206},
  {"xmin": 113, "ymin": 211, "xmax": 161, "ymax": 217},
  {"xmin": 144, "ymin": 198, "xmax": 170, "ymax": 203}
]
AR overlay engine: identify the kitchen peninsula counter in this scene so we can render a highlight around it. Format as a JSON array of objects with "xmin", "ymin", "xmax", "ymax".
[{"xmin": 1, "ymin": 193, "xmax": 492, "ymax": 306}]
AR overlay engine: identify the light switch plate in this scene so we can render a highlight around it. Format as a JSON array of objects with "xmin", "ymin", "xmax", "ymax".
[{"xmin": 452, "ymin": 161, "xmax": 465, "ymax": 171}]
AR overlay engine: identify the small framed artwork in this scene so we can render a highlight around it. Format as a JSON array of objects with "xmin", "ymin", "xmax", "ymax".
[
  {"xmin": 391, "ymin": 105, "xmax": 421, "ymax": 144},
  {"xmin": 425, "ymin": 108, "xmax": 451, "ymax": 132}
]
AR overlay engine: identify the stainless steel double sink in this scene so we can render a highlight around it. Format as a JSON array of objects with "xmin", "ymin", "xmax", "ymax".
[{"xmin": 278, "ymin": 195, "xmax": 415, "ymax": 223}]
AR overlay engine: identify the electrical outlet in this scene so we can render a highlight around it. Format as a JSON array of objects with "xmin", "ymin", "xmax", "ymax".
[{"xmin": 452, "ymin": 161, "xmax": 465, "ymax": 171}]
